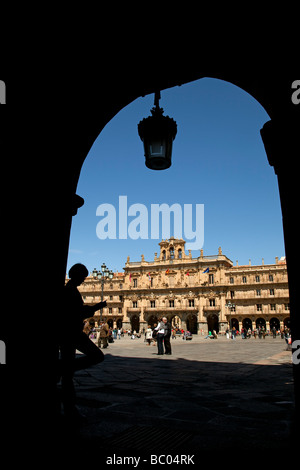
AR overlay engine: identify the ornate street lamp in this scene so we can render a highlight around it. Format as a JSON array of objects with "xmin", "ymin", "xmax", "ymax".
[
  {"xmin": 92, "ymin": 263, "xmax": 114, "ymax": 322},
  {"xmin": 138, "ymin": 91, "xmax": 177, "ymax": 170},
  {"xmin": 225, "ymin": 301, "xmax": 235, "ymax": 331}
]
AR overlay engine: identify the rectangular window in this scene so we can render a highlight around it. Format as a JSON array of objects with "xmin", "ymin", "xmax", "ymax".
[
  {"xmin": 150, "ymin": 300, "xmax": 155, "ymax": 308},
  {"xmin": 169, "ymin": 300, "xmax": 174, "ymax": 308},
  {"xmin": 230, "ymin": 277, "xmax": 234, "ymax": 284},
  {"xmin": 270, "ymin": 304, "xmax": 276, "ymax": 311},
  {"xmin": 270, "ymin": 288, "xmax": 275, "ymax": 295},
  {"xmin": 255, "ymin": 275, "xmax": 260, "ymax": 282},
  {"xmin": 133, "ymin": 301, "xmax": 138, "ymax": 308},
  {"xmin": 256, "ymin": 289, "xmax": 261, "ymax": 296},
  {"xmin": 230, "ymin": 291, "xmax": 235, "ymax": 299},
  {"xmin": 243, "ymin": 276, "xmax": 247, "ymax": 283},
  {"xmin": 133, "ymin": 278, "xmax": 137, "ymax": 287},
  {"xmin": 209, "ymin": 273, "xmax": 214, "ymax": 284},
  {"xmin": 209, "ymin": 299, "xmax": 215, "ymax": 307},
  {"xmin": 189, "ymin": 299, "xmax": 195, "ymax": 307},
  {"xmin": 269, "ymin": 274, "xmax": 273, "ymax": 282},
  {"xmin": 256, "ymin": 304, "xmax": 262, "ymax": 311}
]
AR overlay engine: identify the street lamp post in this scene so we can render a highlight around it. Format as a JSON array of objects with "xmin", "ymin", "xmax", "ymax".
[
  {"xmin": 225, "ymin": 301, "xmax": 235, "ymax": 332},
  {"xmin": 92, "ymin": 263, "xmax": 114, "ymax": 323}
]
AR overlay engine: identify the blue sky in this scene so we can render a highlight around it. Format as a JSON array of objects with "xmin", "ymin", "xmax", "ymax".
[{"xmin": 67, "ymin": 78, "xmax": 285, "ymax": 275}]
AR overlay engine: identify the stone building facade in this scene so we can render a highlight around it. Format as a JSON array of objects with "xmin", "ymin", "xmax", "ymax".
[{"xmin": 75, "ymin": 238, "xmax": 290, "ymax": 334}]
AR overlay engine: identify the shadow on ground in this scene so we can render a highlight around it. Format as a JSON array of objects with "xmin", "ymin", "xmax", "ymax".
[{"xmin": 55, "ymin": 352, "xmax": 298, "ymax": 461}]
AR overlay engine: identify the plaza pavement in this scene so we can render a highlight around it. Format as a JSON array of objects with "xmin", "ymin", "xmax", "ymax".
[{"xmin": 57, "ymin": 334, "xmax": 297, "ymax": 461}]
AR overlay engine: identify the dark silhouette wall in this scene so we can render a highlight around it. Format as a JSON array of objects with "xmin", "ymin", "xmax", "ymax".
[{"xmin": 1, "ymin": 63, "xmax": 299, "ymax": 450}]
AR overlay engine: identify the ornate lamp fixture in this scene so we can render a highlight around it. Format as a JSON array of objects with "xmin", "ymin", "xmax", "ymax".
[
  {"xmin": 138, "ymin": 91, "xmax": 177, "ymax": 170},
  {"xmin": 92, "ymin": 263, "xmax": 113, "ymax": 322}
]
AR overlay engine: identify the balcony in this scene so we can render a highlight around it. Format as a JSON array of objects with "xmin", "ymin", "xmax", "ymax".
[
  {"xmin": 127, "ymin": 307, "xmax": 141, "ymax": 313},
  {"xmin": 203, "ymin": 304, "xmax": 220, "ymax": 312},
  {"xmin": 144, "ymin": 305, "xmax": 198, "ymax": 313}
]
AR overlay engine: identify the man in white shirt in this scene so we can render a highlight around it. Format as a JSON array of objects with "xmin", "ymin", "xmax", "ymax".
[
  {"xmin": 154, "ymin": 318, "xmax": 165, "ymax": 355},
  {"xmin": 162, "ymin": 317, "xmax": 172, "ymax": 355},
  {"xmin": 154, "ymin": 317, "xmax": 172, "ymax": 355}
]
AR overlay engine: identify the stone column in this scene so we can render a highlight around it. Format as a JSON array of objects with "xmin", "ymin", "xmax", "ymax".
[{"xmin": 261, "ymin": 118, "xmax": 300, "ymax": 413}]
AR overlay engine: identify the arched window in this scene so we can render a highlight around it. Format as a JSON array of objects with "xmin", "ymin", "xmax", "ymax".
[
  {"xmin": 170, "ymin": 247, "xmax": 175, "ymax": 259},
  {"xmin": 178, "ymin": 248, "xmax": 182, "ymax": 259}
]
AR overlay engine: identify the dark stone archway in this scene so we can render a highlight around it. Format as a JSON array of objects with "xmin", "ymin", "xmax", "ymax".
[
  {"xmin": 207, "ymin": 313, "xmax": 219, "ymax": 333},
  {"xmin": 186, "ymin": 314, "xmax": 198, "ymax": 334},
  {"xmin": 5, "ymin": 62, "xmax": 298, "ymax": 449},
  {"xmin": 55, "ymin": 71, "xmax": 299, "ymax": 422}
]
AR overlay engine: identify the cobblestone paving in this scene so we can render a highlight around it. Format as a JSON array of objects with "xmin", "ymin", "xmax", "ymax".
[{"xmin": 58, "ymin": 335, "xmax": 297, "ymax": 460}]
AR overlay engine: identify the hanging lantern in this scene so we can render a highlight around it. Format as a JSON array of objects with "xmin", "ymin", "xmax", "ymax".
[{"xmin": 138, "ymin": 91, "xmax": 177, "ymax": 170}]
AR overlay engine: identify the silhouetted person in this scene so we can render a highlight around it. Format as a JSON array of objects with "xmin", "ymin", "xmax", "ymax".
[{"xmin": 59, "ymin": 263, "xmax": 106, "ymax": 419}]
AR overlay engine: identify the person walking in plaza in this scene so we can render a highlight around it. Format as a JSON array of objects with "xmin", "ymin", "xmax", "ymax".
[
  {"xmin": 154, "ymin": 317, "xmax": 172, "ymax": 355},
  {"xmin": 145, "ymin": 325, "xmax": 153, "ymax": 345},
  {"xmin": 83, "ymin": 317, "xmax": 95, "ymax": 337},
  {"xmin": 154, "ymin": 317, "xmax": 165, "ymax": 355},
  {"xmin": 284, "ymin": 326, "xmax": 291, "ymax": 347},
  {"xmin": 162, "ymin": 317, "xmax": 172, "ymax": 355},
  {"xmin": 98, "ymin": 320, "xmax": 109, "ymax": 348},
  {"xmin": 59, "ymin": 263, "xmax": 106, "ymax": 420},
  {"xmin": 231, "ymin": 326, "xmax": 237, "ymax": 340}
]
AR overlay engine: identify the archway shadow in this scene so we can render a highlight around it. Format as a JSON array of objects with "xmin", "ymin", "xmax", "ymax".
[{"xmin": 56, "ymin": 351, "xmax": 296, "ymax": 461}]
